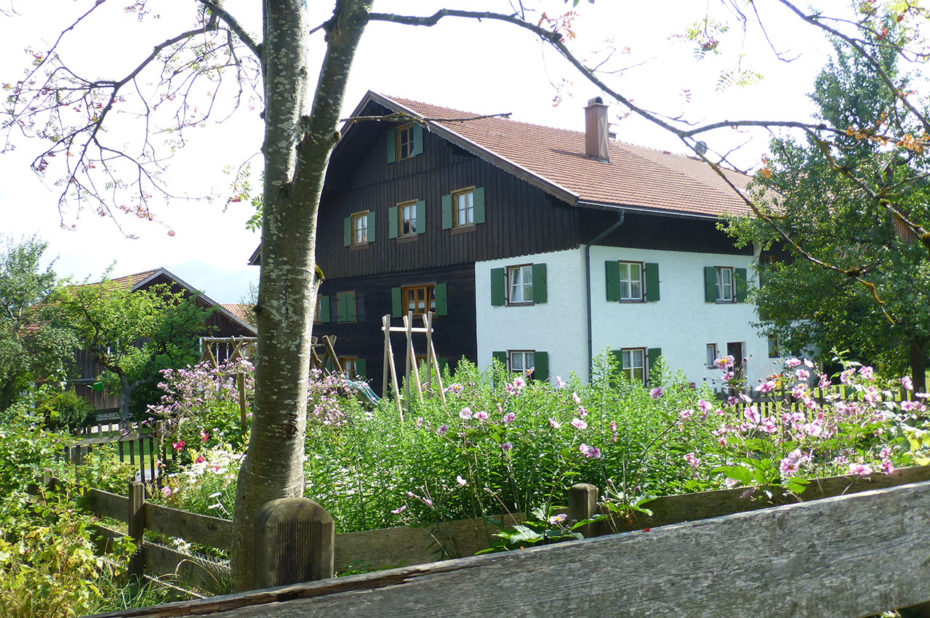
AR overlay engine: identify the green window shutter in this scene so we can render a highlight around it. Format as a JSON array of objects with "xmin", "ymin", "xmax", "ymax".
[
  {"xmin": 532, "ymin": 263, "xmax": 547, "ymax": 304},
  {"xmin": 411, "ymin": 124, "xmax": 423, "ymax": 156},
  {"xmin": 647, "ymin": 348, "xmax": 662, "ymax": 380},
  {"xmin": 704, "ymin": 266, "xmax": 717, "ymax": 302},
  {"xmin": 355, "ymin": 358, "xmax": 367, "ymax": 380},
  {"xmin": 318, "ymin": 295, "xmax": 330, "ymax": 323},
  {"xmin": 533, "ymin": 351, "xmax": 549, "ymax": 382},
  {"xmin": 386, "ymin": 128, "xmax": 396, "ymax": 163},
  {"xmin": 434, "ymin": 283, "xmax": 448, "ymax": 316},
  {"xmin": 490, "ymin": 267, "xmax": 506, "ymax": 306},
  {"xmin": 336, "ymin": 293, "xmax": 346, "ymax": 323},
  {"xmin": 610, "ymin": 349, "xmax": 624, "ymax": 376},
  {"xmin": 645, "ymin": 262, "xmax": 660, "ymax": 302},
  {"xmin": 492, "ymin": 351, "xmax": 507, "ymax": 368},
  {"xmin": 441, "ymin": 194, "xmax": 452, "ymax": 230},
  {"xmin": 416, "ymin": 200, "xmax": 426, "ymax": 235},
  {"xmin": 347, "ymin": 291, "xmax": 357, "ymax": 322},
  {"xmin": 735, "ymin": 268, "xmax": 748, "ymax": 302},
  {"xmin": 391, "ymin": 287, "xmax": 402, "ymax": 318},
  {"xmin": 343, "ymin": 216, "xmax": 351, "ymax": 247},
  {"xmin": 388, "ymin": 206, "xmax": 398, "ymax": 239},
  {"xmin": 605, "ymin": 261, "xmax": 621, "ymax": 301},
  {"xmin": 474, "ymin": 186, "xmax": 486, "ymax": 224},
  {"xmin": 367, "ymin": 211, "xmax": 376, "ymax": 243}
]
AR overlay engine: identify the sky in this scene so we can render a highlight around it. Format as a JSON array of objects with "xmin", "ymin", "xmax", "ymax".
[{"xmin": 0, "ymin": 0, "xmax": 838, "ymax": 303}]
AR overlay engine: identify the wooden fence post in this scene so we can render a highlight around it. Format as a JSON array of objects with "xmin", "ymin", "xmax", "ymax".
[
  {"xmin": 253, "ymin": 498, "xmax": 334, "ymax": 588},
  {"xmin": 568, "ymin": 483, "xmax": 599, "ymax": 538},
  {"xmin": 128, "ymin": 480, "xmax": 145, "ymax": 580}
]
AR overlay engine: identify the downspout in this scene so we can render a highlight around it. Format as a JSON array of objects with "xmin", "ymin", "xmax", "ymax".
[{"xmin": 585, "ymin": 209, "xmax": 625, "ymax": 380}]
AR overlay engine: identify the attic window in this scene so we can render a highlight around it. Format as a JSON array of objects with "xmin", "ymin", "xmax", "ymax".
[{"xmin": 396, "ymin": 123, "xmax": 415, "ymax": 160}]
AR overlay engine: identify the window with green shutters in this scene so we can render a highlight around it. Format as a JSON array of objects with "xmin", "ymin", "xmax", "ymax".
[
  {"xmin": 610, "ymin": 347, "xmax": 661, "ymax": 386},
  {"xmin": 490, "ymin": 263, "xmax": 547, "ymax": 306},
  {"xmin": 336, "ymin": 291, "xmax": 357, "ymax": 323},
  {"xmin": 315, "ymin": 295, "xmax": 330, "ymax": 323},
  {"xmin": 387, "ymin": 123, "xmax": 423, "ymax": 163},
  {"xmin": 491, "ymin": 350, "xmax": 549, "ymax": 381},
  {"xmin": 605, "ymin": 261, "xmax": 659, "ymax": 302},
  {"xmin": 391, "ymin": 284, "xmax": 448, "ymax": 317},
  {"xmin": 704, "ymin": 266, "xmax": 748, "ymax": 303},
  {"xmin": 344, "ymin": 211, "xmax": 375, "ymax": 247},
  {"xmin": 389, "ymin": 200, "xmax": 426, "ymax": 239},
  {"xmin": 442, "ymin": 187, "xmax": 485, "ymax": 230}
]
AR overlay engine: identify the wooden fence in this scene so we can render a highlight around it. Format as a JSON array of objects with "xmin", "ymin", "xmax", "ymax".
[
  {"xmin": 106, "ymin": 477, "xmax": 930, "ymax": 617},
  {"xmin": 83, "ymin": 464, "xmax": 930, "ymax": 603}
]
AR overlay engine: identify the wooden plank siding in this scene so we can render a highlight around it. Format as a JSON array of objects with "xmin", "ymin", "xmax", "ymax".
[
  {"xmin": 316, "ymin": 265, "xmax": 476, "ymax": 392},
  {"xmin": 316, "ymin": 118, "xmax": 581, "ymax": 280}
]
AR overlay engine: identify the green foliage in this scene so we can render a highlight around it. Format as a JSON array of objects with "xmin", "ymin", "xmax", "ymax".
[
  {"xmin": 724, "ymin": 32, "xmax": 930, "ymax": 386},
  {"xmin": 36, "ymin": 387, "xmax": 97, "ymax": 432},
  {"xmin": 0, "ymin": 235, "xmax": 78, "ymax": 411}
]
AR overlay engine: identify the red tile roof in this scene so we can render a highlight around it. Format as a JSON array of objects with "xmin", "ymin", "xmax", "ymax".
[
  {"xmin": 221, "ymin": 303, "xmax": 255, "ymax": 326},
  {"xmin": 375, "ymin": 93, "xmax": 753, "ymax": 218}
]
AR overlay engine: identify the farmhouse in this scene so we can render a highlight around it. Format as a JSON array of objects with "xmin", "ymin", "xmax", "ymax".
[
  {"xmin": 251, "ymin": 91, "xmax": 780, "ymax": 391},
  {"xmin": 71, "ymin": 267, "xmax": 256, "ymax": 413}
]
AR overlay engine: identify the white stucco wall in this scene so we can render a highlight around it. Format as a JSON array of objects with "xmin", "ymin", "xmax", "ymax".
[{"xmin": 475, "ymin": 246, "xmax": 782, "ymax": 389}]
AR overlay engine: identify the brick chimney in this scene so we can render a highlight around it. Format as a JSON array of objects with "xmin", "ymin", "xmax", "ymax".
[{"xmin": 584, "ymin": 96, "xmax": 609, "ymax": 162}]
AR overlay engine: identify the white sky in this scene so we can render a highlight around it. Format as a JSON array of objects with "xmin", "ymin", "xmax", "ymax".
[{"xmin": 0, "ymin": 0, "xmax": 838, "ymax": 302}]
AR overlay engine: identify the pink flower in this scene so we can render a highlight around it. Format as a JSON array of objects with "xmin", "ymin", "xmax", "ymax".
[
  {"xmin": 697, "ymin": 399, "xmax": 712, "ymax": 413},
  {"xmin": 199, "ymin": 430, "xmax": 209, "ymax": 442},
  {"xmin": 548, "ymin": 513, "xmax": 567, "ymax": 525},
  {"xmin": 679, "ymin": 409, "xmax": 692, "ymax": 421},
  {"xmin": 391, "ymin": 505, "xmax": 407, "ymax": 515},
  {"xmin": 579, "ymin": 443, "xmax": 602, "ymax": 459},
  {"xmin": 779, "ymin": 449, "xmax": 807, "ymax": 477},
  {"xmin": 755, "ymin": 380, "xmax": 775, "ymax": 393},
  {"xmin": 650, "ymin": 387, "xmax": 664, "ymax": 399},
  {"xmin": 195, "ymin": 455, "xmax": 206, "ymax": 464},
  {"xmin": 786, "ymin": 358, "xmax": 802, "ymax": 368},
  {"xmin": 456, "ymin": 475, "xmax": 467, "ymax": 486},
  {"xmin": 684, "ymin": 452, "xmax": 699, "ymax": 469},
  {"xmin": 859, "ymin": 366, "xmax": 874, "ymax": 381},
  {"xmin": 160, "ymin": 486, "xmax": 172, "ymax": 498},
  {"xmin": 571, "ymin": 418, "xmax": 588, "ymax": 430},
  {"xmin": 501, "ymin": 412, "xmax": 515, "ymax": 424},
  {"xmin": 760, "ymin": 417, "xmax": 777, "ymax": 434},
  {"xmin": 555, "ymin": 376, "xmax": 566, "ymax": 389},
  {"xmin": 437, "ymin": 424, "xmax": 449, "ymax": 435},
  {"xmin": 795, "ymin": 368, "xmax": 810, "ymax": 381},
  {"xmin": 881, "ymin": 460, "xmax": 895, "ymax": 474},
  {"xmin": 577, "ymin": 406, "xmax": 588, "ymax": 418},
  {"xmin": 500, "ymin": 442, "xmax": 513, "ymax": 452},
  {"xmin": 548, "ymin": 418, "xmax": 561, "ymax": 429},
  {"xmin": 475, "ymin": 410, "xmax": 489, "ymax": 421},
  {"xmin": 513, "ymin": 377, "xmax": 526, "ymax": 389},
  {"xmin": 416, "ymin": 417, "xmax": 423, "ymax": 429},
  {"xmin": 743, "ymin": 406, "xmax": 761, "ymax": 424},
  {"xmin": 172, "ymin": 440, "xmax": 185, "ymax": 452},
  {"xmin": 459, "ymin": 407, "xmax": 473, "ymax": 420},
  {"xmin": 901, "ymin": 401, "xmax": 923, "ymax": 412},
  {"xmin": 818, "ymin": 373, "xmax": 831, "ymax": 389},
  {"xmin": 902, "ymin": 376, "xmax": 914, "ymax": 391},
  {"xmin": 849, "ymin": 463, "xmax": 872, "ymax": 476},
  {"xmin": 571, "ymin": 392, "xmax": 581, "ymax": 405},
  {"xmin": 610, "ymin": 421, "xmax": 617, "ymax": 432}
]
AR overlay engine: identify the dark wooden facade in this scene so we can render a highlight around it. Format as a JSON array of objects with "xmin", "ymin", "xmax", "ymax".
[{"xmin": 312, "ymin": 100, "xmax": 752, "ymax": 393}]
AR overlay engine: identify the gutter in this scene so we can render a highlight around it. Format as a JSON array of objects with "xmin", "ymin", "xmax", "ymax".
[{"xmin": 585, "ymin": 209, "xmax": 625, "ymax": 380}]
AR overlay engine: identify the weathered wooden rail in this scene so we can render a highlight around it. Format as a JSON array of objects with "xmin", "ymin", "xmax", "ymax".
[
  {"xmin": 86, "ymin": 465, "xmax": 930, "ymax": 605},
  {"xmin": 98, "ymin": 478, "xmax": 930, "ymax": 617}
]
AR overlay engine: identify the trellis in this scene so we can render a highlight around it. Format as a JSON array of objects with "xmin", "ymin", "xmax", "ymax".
[{"xmin": 198, "ymin": 336, "xmax": 256, "ymax": 428}]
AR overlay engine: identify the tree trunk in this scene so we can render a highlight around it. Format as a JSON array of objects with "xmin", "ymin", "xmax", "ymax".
[
  {"xmin": 229, "ymin": 0, "xmax": 372, "ymax": 592},
  {"xmin": 910, "ymin": 340, "xmax": 927, "ymax": 393},
  {"xmin": 118, "ymin": 372, "xmax": 133, "ymax": 429}
]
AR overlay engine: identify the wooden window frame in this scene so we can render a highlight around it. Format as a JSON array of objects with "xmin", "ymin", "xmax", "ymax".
[
  {"xmin": 706, "ymin": 343, "xmax": 718, "ymax": 368},
  {"xmin": 452, "ymin": 187, "xmax": 475, "ymax": 229},
  {"xmin": 618, "ymin": 261, "xmax": 644, "ymax": 302},
  {"xmin": 398, "ymin": 200, "xmax": 418, "ymax": 238},
  {"xmin": 336, "ymin": 291, "xmax": 357, "ymax": 324},
  {"xmin": 339, "ymin": 356, "xmax": 359, "ymax": 380},
  {"xmin": 396, "ymin": 123, "xmax": 415, "ymax": 161},
  {"xmin": 715, "ymin": 266, "xmax": 735, "ymax": 303},
  {"xmin": 402, "ymin": 284, "xmax": 435, "ymax": 316},
  {"xmin": 351, "ymin": 210, "xmax": 369, "ymax": 246},
  {"xmin": 506, "ymin": 264, "xmax": 534, "ymax": 306},
  {"xmin": 508, "ymin": 350, "xmax": 535, "ymax": 375},
  {"xmin": 621, "ymin": 347, "xmax": 646, "ymax": 385}
]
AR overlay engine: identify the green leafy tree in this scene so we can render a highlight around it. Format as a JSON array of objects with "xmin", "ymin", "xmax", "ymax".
[
  {"xmin": 726, "ymin": 37, "xmax": 930, "ymax": 389},
  {"xmin": 55, "ymin": 279, "xmax": 213, "ymax": 426},
  {"xmin": 0, "ymin": 236, "xmax": 77, "ymax": 411}
]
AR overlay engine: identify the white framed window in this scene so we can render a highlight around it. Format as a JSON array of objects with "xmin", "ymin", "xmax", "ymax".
[
  {"xmin": 398, "ymin": 201, "xmax": 417, "ymax": 237},
  {"xmin": 619, "ymin": 261, "xmax": 643, "ymax": 301},
  {"xmin": 706, "ymin": 343, "xmax": 718, "ymax": 368},
  {"xmin": 509, "ymin": 350, "xmax": 535, "ymax": 375},
  {"xmin": 507, "ymin": 264, "xmax": 534, "ymax": 305},
  {"xmin": 716, "ymin": 266, "xmax": 735, "ymax": 302},
  {"xmin": 621, "ymin": 348, "xmax": 646, "ymax": 385}
]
